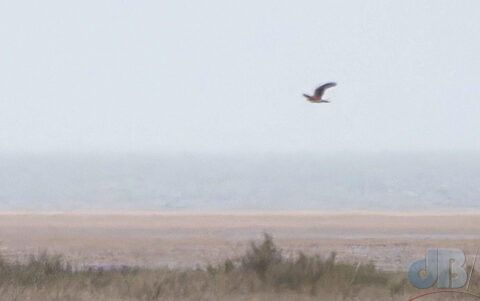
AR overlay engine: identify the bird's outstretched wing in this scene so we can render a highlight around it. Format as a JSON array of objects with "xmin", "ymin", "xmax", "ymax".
[{"xmin": 314, "ymin": 82, "xmax": 337, "ymax": 97}]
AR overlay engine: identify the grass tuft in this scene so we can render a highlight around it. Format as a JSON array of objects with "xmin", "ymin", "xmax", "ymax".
[{"xmin": 0, "ymin": 233, "xmax": 442, "ymax": 300}]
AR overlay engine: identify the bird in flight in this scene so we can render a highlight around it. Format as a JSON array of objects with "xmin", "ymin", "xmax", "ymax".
[{"xmin": 303, "ymin": 82, "xmax": 337, "ymax": 103}]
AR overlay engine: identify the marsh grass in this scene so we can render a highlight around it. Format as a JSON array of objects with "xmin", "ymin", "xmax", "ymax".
[{"xmin": 0, "ymin": 233, "xmax": 472, "ymax": 300}]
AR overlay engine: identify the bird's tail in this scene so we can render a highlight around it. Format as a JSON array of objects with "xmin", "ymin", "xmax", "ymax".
[{"xmin": 302, "ymin": 94, "xmax": 311, "ymax": 99}]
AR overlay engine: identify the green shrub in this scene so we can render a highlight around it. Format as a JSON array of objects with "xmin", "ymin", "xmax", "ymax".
[{"xmin": 0, "ymin": 233, "xmax": 411, "ymax": 300}]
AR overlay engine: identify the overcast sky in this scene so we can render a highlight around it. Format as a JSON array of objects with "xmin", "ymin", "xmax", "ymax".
[{"xmin": 1, "ymin": 1, "xmax": 479, "ymax": 154}]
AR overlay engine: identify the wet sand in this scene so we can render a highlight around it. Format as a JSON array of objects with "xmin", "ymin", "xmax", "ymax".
[{"xmin": 0, "ymin": 211, "xmax": 479, "ymax": 271}]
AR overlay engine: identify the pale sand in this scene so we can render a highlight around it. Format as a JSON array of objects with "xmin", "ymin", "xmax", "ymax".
[{"xmin": 0, "ymin": 211, "xmax": 479, "ymax": 271}]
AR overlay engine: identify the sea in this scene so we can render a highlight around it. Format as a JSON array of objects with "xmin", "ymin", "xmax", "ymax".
[{"xmin": 0, "ymin": 152, "xmax": 479, "ymax": 211}]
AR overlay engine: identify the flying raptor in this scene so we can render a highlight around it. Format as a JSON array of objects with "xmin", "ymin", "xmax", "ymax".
[{"xmin": 303, "ymin": 82, "xmax": 337, "ymax": 103}]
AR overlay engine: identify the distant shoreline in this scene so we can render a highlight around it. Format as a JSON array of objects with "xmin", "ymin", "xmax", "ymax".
[
  {"xmin": 1, "ymin": 210, "xmax": 479, "ymax": 271},
  {"xmin": 1, "ymin": 210, "xmax": 479, "ymax": 216}
]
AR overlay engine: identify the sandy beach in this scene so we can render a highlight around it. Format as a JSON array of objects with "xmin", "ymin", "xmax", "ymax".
[{"xmin": 1, "ymin": 211, "xmax": 479, "ymax": 271}]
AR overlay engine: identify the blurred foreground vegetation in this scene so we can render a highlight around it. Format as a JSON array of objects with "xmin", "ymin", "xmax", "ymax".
[{"xmin": 0, "ymin": 234, "xmax": 469, "ymax": 301}]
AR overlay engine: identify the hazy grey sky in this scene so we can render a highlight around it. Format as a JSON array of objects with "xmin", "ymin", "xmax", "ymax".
[{"xmin": 1, "ymin": 1, "xmax": 479, "ymax": 153}]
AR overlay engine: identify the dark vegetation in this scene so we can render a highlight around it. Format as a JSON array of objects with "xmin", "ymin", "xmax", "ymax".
[{"xmin": 0, "ymin": 234, "xmax": 469, "ymax": 300}]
